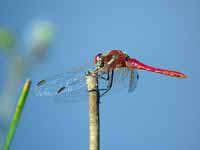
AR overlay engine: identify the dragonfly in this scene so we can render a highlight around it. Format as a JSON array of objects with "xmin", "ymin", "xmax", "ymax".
[{"xmin": 36, "ymin": 50, "xmax": 187, "ymax": 99}]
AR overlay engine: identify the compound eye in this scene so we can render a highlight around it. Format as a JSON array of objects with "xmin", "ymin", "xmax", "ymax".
[{"xmin": 94, "ymin": 53, "xmax": 102, "ymax": 64}]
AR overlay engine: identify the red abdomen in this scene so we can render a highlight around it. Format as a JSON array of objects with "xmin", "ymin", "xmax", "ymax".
[{"xmin": 126, "ymin": 58, "xmax": 187, "ymax": 78}]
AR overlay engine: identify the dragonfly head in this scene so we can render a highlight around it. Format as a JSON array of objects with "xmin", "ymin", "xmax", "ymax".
[{"xmin": 94, "ymin": 53, "xmax": 104, "ymax": 68}]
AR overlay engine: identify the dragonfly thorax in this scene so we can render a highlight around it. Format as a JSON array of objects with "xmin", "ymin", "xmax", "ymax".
[{"xmin": 94, "ymin": 50, "xmax": 130, "ymax": 70}]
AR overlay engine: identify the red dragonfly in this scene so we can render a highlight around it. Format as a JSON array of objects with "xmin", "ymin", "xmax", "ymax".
[{"xmin": 36, "ymin": 50, "xmax": 186, "ymax": 98}]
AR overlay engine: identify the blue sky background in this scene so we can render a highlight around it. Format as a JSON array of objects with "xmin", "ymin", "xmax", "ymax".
[{"xmin": 0, "ymin": 0, "xmax": 199, "ymax": 150}]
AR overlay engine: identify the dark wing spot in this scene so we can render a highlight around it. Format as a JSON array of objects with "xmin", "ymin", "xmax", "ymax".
[
  {"xmin": 136, "ymin": 73, "xmax": 139, "ymax": 79},
  {"xmin": 57, "ymin": 86, "xmax": 66, "ymax": 94},
  {"xmin": 37, "ymin": 80, "xmax": 46, "ymax": 86}
]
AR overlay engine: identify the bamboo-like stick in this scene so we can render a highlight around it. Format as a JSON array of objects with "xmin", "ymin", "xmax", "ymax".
[
  {"xmin": 3, "ymin": 79, "xmax": 31, "ymax": 150},
  {"xmin": 86, "ymin": 74, "xmax": 100, "ymax": 150}
]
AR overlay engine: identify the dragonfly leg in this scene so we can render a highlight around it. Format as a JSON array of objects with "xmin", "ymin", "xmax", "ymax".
[
  {"xmin": 99, "ymin": 69, "xmax": 114, "ymax": 96},
  {"xmin": 98, "ymin": 71, "xmax": 109, "ymax": 80},
  {"xmin": 88, "ymin": 55, "xmax": 116, "ymax": 97}
]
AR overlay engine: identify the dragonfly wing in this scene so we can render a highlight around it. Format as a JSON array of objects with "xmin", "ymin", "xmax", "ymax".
[
  {"xmin": 128, "ymin": 69, "xmax": 139, "ymax": 93},
  {"xmin": 112, "ymin": 68, "xmax": 130, "ymax": 90},
  {"xmin": 35, "ymin": 61, "xmax": 95, "ymax": 97},
  {"xmin": 98, "ymin": 68, "xmax": 139, "ymax": 94},
  {"xmin": 35, "ymin": 71, "xmax": 86, "ymax": 96}
]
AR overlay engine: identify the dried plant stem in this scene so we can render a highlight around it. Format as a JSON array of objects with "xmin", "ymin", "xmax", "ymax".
[
  {"xmin": 86, "ymin": 74, "xmax": 100, "ymax": 150},
  {"xmin": 3, "ymin": 80, "xmax": 31, "ymax": 150}
]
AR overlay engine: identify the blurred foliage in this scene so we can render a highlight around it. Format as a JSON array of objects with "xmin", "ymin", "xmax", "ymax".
[
  {"xmin": 10, "ymin": 56, "xmax": 26, "ymax": 80},
  {"xmin": 29, "ymin": 22, "xmax": 54, "ymax": 61},
  {"xmin": 0, "ymin": 20, "xmax": 55, "ymax": 147},
  {"xmin": 0, "ymin": 28, "xmax": 16, "ymax": 54},
  {"xmin": 31, "ymin": 22, "xmax": 54, "ymax": 45}
]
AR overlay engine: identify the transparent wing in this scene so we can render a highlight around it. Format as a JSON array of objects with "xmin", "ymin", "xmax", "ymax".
[
  {"xmin": 35, "ymin": 63, "xmax": 139, "ymax": 103},
  {"xmin": 128, "ymin": 69, "xmax": 139, "ymax": 93},
  {"xmin": 35, "ymin": 61, "xmax": 95, "ymax": 97},
  {"xmin": 98, "ymin": 68, "xmax": 139, "ymax": 95}
]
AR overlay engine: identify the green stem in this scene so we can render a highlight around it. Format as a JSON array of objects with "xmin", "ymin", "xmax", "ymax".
[{"xmin": 3, "ymin": 79, "xmax": 31, "ymax": 150}]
